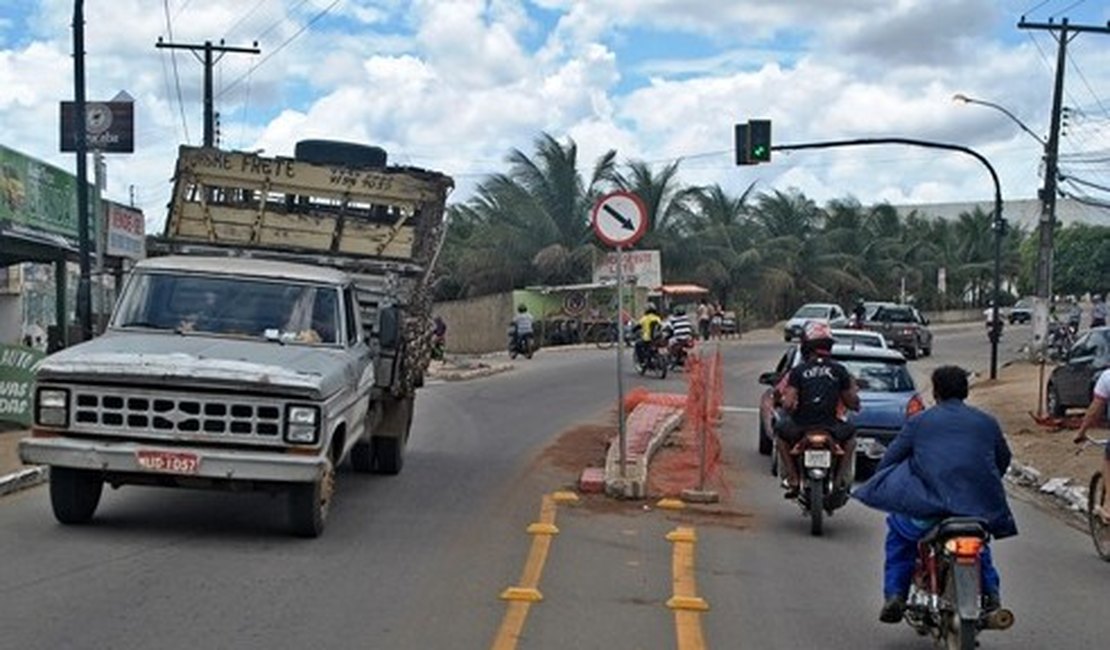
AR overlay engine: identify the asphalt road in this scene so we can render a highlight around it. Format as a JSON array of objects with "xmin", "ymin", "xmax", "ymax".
[{"xmin": 0, "ymin": 322, "xmax": 1105, "ymax": 649}]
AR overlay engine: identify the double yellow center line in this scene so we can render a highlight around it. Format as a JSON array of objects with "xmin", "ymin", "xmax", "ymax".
[{"xmin": 490, "ymin": 496, "xmax": 711, "ymax": 650}]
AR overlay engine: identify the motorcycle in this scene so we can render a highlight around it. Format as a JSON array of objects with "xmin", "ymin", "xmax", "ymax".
[
  {"xmin": 668, "ymin": 337, "xmax": 695, "ymax": 370},
  {"xmin": 786, "ymin": 429, "xmax": 852, "ymax": 536},
  {"xmin": 904, "ymin": 517, "xmax": 1014, "ymax": 649},
  {"xmin": 1046, "ymin": 321, "xmax": 1075, "ymax": 361},
  {"xmin": 507, "ymin": 324, "xmax": 535, "ymax": 360},
  {"xmin": 634, "ymin": 331, "xmax": 669, "ymax": 379}
]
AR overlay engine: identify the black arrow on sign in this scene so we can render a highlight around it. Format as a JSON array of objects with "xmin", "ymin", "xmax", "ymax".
[{"xmin": 603, "ymin": 204, "xmax": 635, "ymax": 231}]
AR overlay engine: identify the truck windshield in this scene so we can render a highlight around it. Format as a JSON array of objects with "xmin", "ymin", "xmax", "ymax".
[{"xmin": 114, "ymin": 272, "xmax": 341, "ymax": 345}]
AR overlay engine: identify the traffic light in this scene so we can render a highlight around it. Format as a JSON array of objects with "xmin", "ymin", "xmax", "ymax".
[
  {"xmin": 748, "ymin": 119, "xmax": 772, "ymax": 163},
  {"xmin": 734, "ymin": 123, "xmax": 751, "ymax": 165},
  {"xmin": 734, "ymin": 119, "xmax": 772, "ymax": 165}
]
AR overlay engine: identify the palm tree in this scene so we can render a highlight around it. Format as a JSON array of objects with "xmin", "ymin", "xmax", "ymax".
[{"xmin": 437, "ymin": 133, "xmax": 617, "ymax": 295}]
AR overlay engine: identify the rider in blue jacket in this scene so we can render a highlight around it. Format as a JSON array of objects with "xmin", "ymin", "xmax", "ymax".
[{"xmin": 853, "ymin": 365, "xmax": 1017, "ymax": 624}]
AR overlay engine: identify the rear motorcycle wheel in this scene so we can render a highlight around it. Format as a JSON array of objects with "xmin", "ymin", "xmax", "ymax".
[
  {"xmin": 943, "ymin": 615, "xmax": 976, "ymax": 650},
  {"xmin": 808, "ymin": 479, "xmax": 824, "ymax": 536}
]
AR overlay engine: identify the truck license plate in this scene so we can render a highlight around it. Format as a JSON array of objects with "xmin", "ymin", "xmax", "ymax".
[
  {"xmin": 804, "ymin": 450, "xmax": 832, "ymax": 468},
  {"xmin": 136, "ymin": 450, "xmax": 200, "ymax": 474}
]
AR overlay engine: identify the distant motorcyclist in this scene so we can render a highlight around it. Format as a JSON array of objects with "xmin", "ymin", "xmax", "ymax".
[
  {"xmin": 1065, "ymin": 298, "xmax": 1082, "ymax": 333},
  {"xmin": 665, "ymin": 306, "xmax": 695, "ymax": 366},
  {"xmin": 665, "ymin": 307, "xmax": 694, "ymax": 343},
  {"xmin": 509, "ymin": 304, "xmax": 535, "ymax": 352},
  {"xmin": 1091, "ymin": 294, "xmax": 1107, "ymax": 329},
  {"xmin": 635, "ymin": 304, "xmax": 664, "ymax": 366},
  {"xmin": 775, "ymin": 321, "xmax": 860, "ymax": 498},
  {"xmin": 852, "ymin": 298, "xmax": 867, "ymax": 328}
]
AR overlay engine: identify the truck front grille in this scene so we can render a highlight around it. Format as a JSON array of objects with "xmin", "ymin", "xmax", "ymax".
[{"xmin": 73, "ymin": 388, "xmax": 283, "ymax": 443}]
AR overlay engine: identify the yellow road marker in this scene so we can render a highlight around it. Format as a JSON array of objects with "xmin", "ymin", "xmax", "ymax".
[
  {"xmin": 491, "ymin": 494, "xmax": 562, "ymax": 650},
  {"xmin": 667, "ymin": 526, "xmax": 709, "ymax": 650},
  {"xmin": 657, "ymin": 498, "xmax": 686, "ymax": 510},
  {"xmin": 552, "ymin": 491, "xmax": 579, "ymax": 504}
]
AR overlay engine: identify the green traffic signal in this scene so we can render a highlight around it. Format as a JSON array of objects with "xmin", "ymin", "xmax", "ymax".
[{"xmin": 748, "ymin": 119, "xmax": 772, "ymax": 162}]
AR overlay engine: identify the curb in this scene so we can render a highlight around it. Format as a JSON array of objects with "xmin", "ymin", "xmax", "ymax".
[
  {"xmin": 428, "ymin": 363, "xmax": 514, "ymax": 382},
  {"xmin": 603, "ymin": 407, "xmax": 685, "ymax": 499},
  {"xmin": 0, "ymin": 466, "xmax": 48, "ymax": 498}
]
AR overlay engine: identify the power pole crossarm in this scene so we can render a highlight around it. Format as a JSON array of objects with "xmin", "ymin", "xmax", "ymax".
[{"xmin": 155, "ymin": 38, "xmax": 260, "ymax": 148}]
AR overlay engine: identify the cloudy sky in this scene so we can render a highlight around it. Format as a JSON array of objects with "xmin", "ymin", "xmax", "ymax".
[{"xmin": 2, "ymin": 0, "xmax": 1109, "ymax": 232}]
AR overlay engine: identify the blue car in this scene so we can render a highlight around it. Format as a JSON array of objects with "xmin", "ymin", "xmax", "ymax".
[{"xmin": 758, "ymin": 343, "xmax": 925, "ymax": 479}]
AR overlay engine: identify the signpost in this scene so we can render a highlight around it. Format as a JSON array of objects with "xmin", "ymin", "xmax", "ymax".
[{"xmin": 591, "ymin": 191, "xmax": 648, "ymax": 482}]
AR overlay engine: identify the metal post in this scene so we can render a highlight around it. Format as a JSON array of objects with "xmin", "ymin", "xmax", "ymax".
[
  {"xmin": 94, "ymin": 150, "xmax": 106, "ymax": 334},
  {"xmin": 203, "ymin": 41, "xmax": 214, "ymax": 147},
  {"xmin": 73, "ymin": 0, "xmax": 92, "ymax": 342},
  {"xmin": 616, "ymin": 245, "xmax": 626, "ymax": 479},
  {"xmin": 54, "ymin": 257, "xmax": 68, "ymax": 352}
]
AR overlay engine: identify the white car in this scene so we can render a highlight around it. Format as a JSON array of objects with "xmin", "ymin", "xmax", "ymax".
[
  {"xmin": 784, "ymin": 303, "xmax": 849, "ymax": 342},
  {"xmin": 831, "ymin": 328, "xmax": 890, "ymax": 349}
]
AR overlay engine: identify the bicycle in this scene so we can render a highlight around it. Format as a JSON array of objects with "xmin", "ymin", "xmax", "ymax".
[
  {"xmin": 1076, "ymin": 437, "xmax": 1110, "ymax": 561},
  {"xmin": 582, "ymin": 320, "xmax": 619, "ymax": 349}
]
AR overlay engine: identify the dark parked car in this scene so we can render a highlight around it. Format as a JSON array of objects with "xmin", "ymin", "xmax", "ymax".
[
  {"xmin": 863, "ymin": 303, "xmax": 933, "ymax": 359},
  {"xmin": 1046, "ymin": 327, "xmax": 1110, "ymax": 417},
  {"xmin": 757, "ymin": 343, "xmax": 924, "ymax": 478}
]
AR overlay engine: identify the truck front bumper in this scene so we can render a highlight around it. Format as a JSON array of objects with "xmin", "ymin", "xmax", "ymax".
[{"xmin": 19, "ymin": 437, "xmax": 327, "ymax": 484}]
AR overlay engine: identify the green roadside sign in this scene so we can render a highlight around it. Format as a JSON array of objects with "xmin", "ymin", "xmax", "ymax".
[
  {"xmin": 0, "ymin": 144, "xmax": 96, "ymax": 244},
  {"xmin": 0, "ymin": 344, "xmax": 45, "ymax": 427}
]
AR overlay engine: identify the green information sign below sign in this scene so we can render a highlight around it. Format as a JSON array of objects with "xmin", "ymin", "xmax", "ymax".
[{"xmin": 0, "ymin": 344, "xmax": 45, "ymax": 428}]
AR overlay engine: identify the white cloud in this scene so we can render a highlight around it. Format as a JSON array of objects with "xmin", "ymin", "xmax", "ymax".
[{"xmin": 1, "ymin": 0, "xmax": 1108, "ymax": 238}]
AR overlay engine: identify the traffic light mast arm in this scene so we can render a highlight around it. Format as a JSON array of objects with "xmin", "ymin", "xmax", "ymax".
[{"xmin": 771, "ymin": 136, "xmax": 1006, "ymax": 380}]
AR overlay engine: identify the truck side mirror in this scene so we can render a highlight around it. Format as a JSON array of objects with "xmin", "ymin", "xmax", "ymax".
[
  {"xmin": 379, "ymin": 307, "xmax": 400, "ymax": 349},
  {"xmin": 758, "ymin": 371, "xmax": 779, "ymax": 386}
]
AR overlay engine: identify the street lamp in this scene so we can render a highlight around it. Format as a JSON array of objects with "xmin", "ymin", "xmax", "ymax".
[
  {"xmin": 953, "ymin": 92, "xmax": 1056, "ymax": 356},
  {"xmin": 952, "ymin": 94, "xmax": 1046, "ymax": 146}
]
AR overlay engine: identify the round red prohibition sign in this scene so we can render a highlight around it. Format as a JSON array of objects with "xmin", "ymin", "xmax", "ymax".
[{"xmin": 591, "ymin": 191, "xmax": 648, "ymax": 248}]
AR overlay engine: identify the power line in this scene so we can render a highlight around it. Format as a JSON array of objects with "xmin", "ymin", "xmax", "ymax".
[
  {"xmin": 256, "ymin": 0, "xmax": 313, "ymax": 42},
  {"xmin": 218, "ymin": 0, "xmax": 340, "ymax": 98},
  {"xmin": 162, "ymin": 0, "xmax": 191, "ymax": 144},
  {"xmin": 224, "ymin": 0, "xmax": 270, "ymax": 40}
]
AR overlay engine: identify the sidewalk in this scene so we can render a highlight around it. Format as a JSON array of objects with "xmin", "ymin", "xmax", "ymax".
[{"xmin": 0, "ymin": 427, "xmax": 46, "ymax": 497}]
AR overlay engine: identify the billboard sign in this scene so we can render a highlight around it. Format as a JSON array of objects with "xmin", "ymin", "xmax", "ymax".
[
  {"xmin": 593, "ymin": 249, "xmax": 662, "ymax": 289},
  {"xmin": 0, "ymin": 144, "xmax": 95, "ymax": 245},
  {"xmin": 105, "ymin": 201, "xmax": 145, "ymax": 259},
  {"xmin": 60, "ymin": 101, "xmax": 134, "ymax": 153}
]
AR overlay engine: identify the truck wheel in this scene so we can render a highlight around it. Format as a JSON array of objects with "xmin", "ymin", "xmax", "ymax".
[
  {"xmin": 758, "ymin": 419, "xmax": 773, "ymax": 456},
  {"xmin": 372, "ymin": 396, "xmax": 413, "ymax": 475},
  {"xmin": 288, "ymin": 465, "xmax": 334, "ymax": 538},
  {"xmin": 350, "ymin": 440, "xmax": 373, "ymax": 473},
  {"xmin": 1047, "ymin": 383, "xmax": 1065, "ymax": 418},
  {"xmin": 49, "ymin": 467, "xmax": 103, "ymax": 525}
]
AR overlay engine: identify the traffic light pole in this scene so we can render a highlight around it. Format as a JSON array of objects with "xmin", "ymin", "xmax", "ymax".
[{"xmin": 772, "ymin": 137, "xmax": 1006, "ymax": 380}]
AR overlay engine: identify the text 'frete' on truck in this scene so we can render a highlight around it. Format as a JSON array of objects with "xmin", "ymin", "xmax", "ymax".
[{"xmin": 20, "ymin": 141, "xmax": 454, "ymax": 537}]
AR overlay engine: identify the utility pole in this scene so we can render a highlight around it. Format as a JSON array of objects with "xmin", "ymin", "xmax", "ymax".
[
  {"xmin": 73, "ymin": 0, "xmax": 92, "ymax": 343},
  {"xmin": 1018, "ymin": 16, "xmax": 1110, "ymax": 349},
  {"xmin": 155, "ymin": 38, "xmax": 259, "ymax": 147}
]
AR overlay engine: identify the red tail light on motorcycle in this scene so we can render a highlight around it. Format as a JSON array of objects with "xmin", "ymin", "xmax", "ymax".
[
  {"xmin": 945, "ymin": 537, "xmax": 983, "ymax": 558},
  {"xmin": 806, "ymin": 433, "xmax": 830, "ymax": 446},
  {"xmin": 906, "ymin": 395, "xmax": 925, "ymax": 417}
]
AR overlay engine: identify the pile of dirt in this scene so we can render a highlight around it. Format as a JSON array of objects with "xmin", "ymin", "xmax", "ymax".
[{"xmin": 969, "ymin": 361, "xmax": 1103, "ymax": 488}]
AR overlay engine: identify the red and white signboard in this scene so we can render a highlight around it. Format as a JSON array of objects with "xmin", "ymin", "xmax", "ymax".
[
  {"xmin": 591, "ymin": 191, "xmax": 648, "ymax": 248},
  {"xmin": 593, "ymin": 249, "xmax": 661, "ymax": 289},
  {"xmin": 105, "ymin": 201, "xmax": 145, "ymax": 259}
]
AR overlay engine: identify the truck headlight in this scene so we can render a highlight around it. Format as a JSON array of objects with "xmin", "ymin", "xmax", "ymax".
[
  {"xmin": 284, "ymin": 405, "xmax": 320, "ymax": 444},
  {"xmin": 36, "ymin": 388, "xmax": 69, "ymax": 427}
]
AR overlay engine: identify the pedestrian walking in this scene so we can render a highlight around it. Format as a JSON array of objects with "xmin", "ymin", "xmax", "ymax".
[
  {"xmin": 1091, "ymin": 294, "xmax": 1107, "ymax": 329},
  {"xmin": 696, "ymin": 299, "xmax": 711, "ymax": 341}
]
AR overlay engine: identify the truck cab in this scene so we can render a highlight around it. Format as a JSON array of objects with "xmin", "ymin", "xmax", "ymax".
[{"xmin": 21, "ymin": 143, "xmax": 452, "ymax": 537}]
